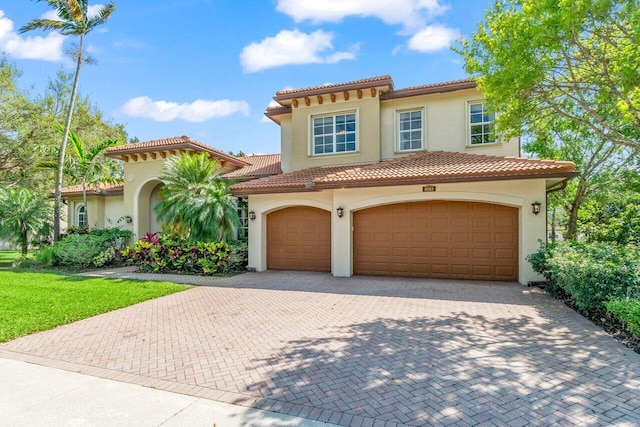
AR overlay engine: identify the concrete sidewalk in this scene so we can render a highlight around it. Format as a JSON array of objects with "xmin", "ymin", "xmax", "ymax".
[{"xmin": 0, "ymin": 358, "xmax": 333, "ymax": 427}]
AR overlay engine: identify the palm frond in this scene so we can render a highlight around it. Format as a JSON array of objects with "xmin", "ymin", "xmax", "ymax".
[
  {"xmin": 86, "ymin": 139, "xmax": 118, "ymax": 160},
  {"xmin": 88, "ymin": 4, "xmax": 116, "ymax": 27},
  {"xmin": 19, "ymin": 18, "xmax": 69, "ymax": 33}
]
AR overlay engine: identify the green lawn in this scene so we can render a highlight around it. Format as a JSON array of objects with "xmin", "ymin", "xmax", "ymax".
[
  {"xmin": 0, "ymin": 270, "xmax": 189, "ymax": 342},
  {"xmin": 0, "ymin": 250, "xmax": 22, "ymax": 268}
]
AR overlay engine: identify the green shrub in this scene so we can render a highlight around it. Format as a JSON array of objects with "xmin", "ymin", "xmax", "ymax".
[
  {"xmin": 550, "ymin": 243, "xmax": 640, "ymax": 312},
  {"xmin": 54, "ymin": 234, "xmax": 106, "ymax": 268},
  {"xmin": 122, "ymin": 233, "xmax": 233, "ymax": 275},
  {"xmin": 34, "ymin": 245, "xmax": 56, "ymax": 266},
  {"xmin": 605, "ymin": 298, "xmax": 640, "ymax": 336},
  {"xmin": 45, "ymin": 226, "xmax": 132, "ymax": 269},
  {"xmin": 528, "ymin": 241, "xmax": 640, "ymax": 313},
  {"xmin": 226, "ymin": 240, "xmax": 248, "ymax": 273},
  {"xmin": 526, "ymin": 241, "xmax": 560, "ymax": 292}
]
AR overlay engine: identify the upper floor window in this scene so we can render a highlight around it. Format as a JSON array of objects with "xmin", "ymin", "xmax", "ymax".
[
  {"xmin": 468, "ymin": 102, "xmax": 496, "ymax": 145},
  {"xmin": 312, "ymin": 111, "xmax": 357, "ymax": 155},
  {"xmin": 398, "ymin": 109, "xmax": 424, "ymax": 151},
  {"xmin": 77, "ymin": 205, "xmax": 86, "ymax": 227}
]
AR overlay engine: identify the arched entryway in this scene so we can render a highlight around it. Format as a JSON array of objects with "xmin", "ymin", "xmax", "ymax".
[{"xmin": 135, "ymin": 179, "xmax": 165, "ymax": 237}]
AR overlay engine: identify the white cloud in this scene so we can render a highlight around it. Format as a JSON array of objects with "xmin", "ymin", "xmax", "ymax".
[
  {"xmin": 276, "ymin": 0, "xmax": 459, "ymax": 55},
  {"xmin": 240, "ymin": 29, "xmax": 355, "ymax": 73},
  {"xmin": 120, "ymin": 96, "xmax": 250, "ymax": 122},
  {"xmin": 276, "ymin": 0, "xmax": 448, "ymax": 32},
  {"xmin": 0, "ymin": 10, "xmax": 65, "ymax": 61},
  {"xmin": 407, "ymin": 25, "xmax": 460, "ymax": 52}
]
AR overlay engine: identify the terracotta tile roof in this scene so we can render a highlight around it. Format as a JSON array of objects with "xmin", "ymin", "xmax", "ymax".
[
  {"xmin": 315, "ymin": 151, "xmax": 576, "ymax": 187},
  {"xmin": 222, "ymin": 154, "xmax": 282, "ymax": 180},
  {"xmin": 60, "ymin": 182, "xmax": 124, "ymax": 197},
  {"xmin": 105, "ymin": 135, "xmax": 250, "ymax": 167},
  {"xmin": 230, "ymin": 151, "xmax": 577, "ymax": 195},
  {"xmin": 380, "ymin": 79, "xmax": 477, "ymax": 100},
  {"xmin": 274, "ymin": 75, "xmax": 394, "ymax": 101},
  {"xmin": 230, "ymin": 165, "xmax": 358, "ymax": 194}
]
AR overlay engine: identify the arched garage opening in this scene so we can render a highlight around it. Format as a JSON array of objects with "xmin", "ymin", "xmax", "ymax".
[
  {"xmin": 353, "ymin": 201, "xmax": 518, "ymax": 281},
  {"xmin": 267, "ymin": 206, "xmax": 331, "ymax": 272}
]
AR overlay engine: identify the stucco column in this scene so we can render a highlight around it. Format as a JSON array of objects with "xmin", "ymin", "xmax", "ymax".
[
  {"xmin": 247, "ymin": 201, "xmax": 266, "ymax": 271},
  {"xmin": 332, "ymin": 190, "xmax": 353, "ymax": 277},
  {"xmin": 519, "ymin": 182, "xmax": 548, "ymax": 284}
]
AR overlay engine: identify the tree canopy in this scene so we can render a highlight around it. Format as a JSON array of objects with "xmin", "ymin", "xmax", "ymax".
[
  {"xmin": 0, "ymin": 59, "xmax": 126, "ymax": 193},
  {"xmin": 457, "ymin": 0, "xmax": 640, "ymax": 151},
  {"xmin": 21, "ymin": 0, "xmax": 116, "ymax": 241}
]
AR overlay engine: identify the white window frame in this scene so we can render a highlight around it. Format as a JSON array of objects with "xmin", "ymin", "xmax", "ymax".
[
  {"xmin": 236, "ymin": 199, "xmax": 248, "ymax": 240},
  {"xmin": 309, "ymin": 109, "xmax": 359, "ymax": 156},
  {"xmin": 467, "ymin": 101, "xmax": 498, "ymax": 146},
  {"xmin": 77, "ymin": 205, "xmax": 87, "ymax": 227},
  {"xmin": 396, "ymin": 107, "xmax": 426, "ymax": 152}
]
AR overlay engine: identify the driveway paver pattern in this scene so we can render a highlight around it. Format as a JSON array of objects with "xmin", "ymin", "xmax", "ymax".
[{"xmin": 2, "ymin": 271, "xmax": 640, "ymax": 426}]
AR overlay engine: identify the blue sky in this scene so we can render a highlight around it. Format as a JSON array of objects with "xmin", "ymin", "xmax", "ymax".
[{"xmin": 1, "ymin": 0, "xmax": 490, "ymax": 155}]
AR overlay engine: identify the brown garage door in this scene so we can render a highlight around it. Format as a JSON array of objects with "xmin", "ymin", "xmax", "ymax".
[
  {"xmin": 267, "ymin": 206, "xmax": 331, "ymax": 272},
  {"xmin": 354, "ymin": 201, "xmax": 518, "ymax": 281}
]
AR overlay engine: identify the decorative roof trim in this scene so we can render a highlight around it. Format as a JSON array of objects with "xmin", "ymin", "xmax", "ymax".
[
  {"xmin": 105, "ymin": 135, "xmax": 250, "ymax": 167},
  {"xmin": 380, "ymin": 79, "xmax": 477, "ymax": 100},
  {"xmin": 60, "ymin": 183, "xmax": 124, "ymax": 197},
  {"xmin": 274, "ymin": 75, "xmax": 394, "ymax": 102}
]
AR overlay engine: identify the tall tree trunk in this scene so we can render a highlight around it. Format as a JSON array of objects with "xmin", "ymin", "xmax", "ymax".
[
  {"xmin": 550, "ymin": 207, "xmax": 557, "ymax": 243},
  {"xmin": 20, "ymin": 221, "xmax": 27, "ymax": 256},
  {"xmin": 54, "ymin": 36, "xmax": 83, "ymax": 241},
  {"xmin": 82, "ymin": 178, "xmax": 87, "ymax": 227},
  {"xmin": 564, "ymin": 178, "xmax": 588, "ymax": 241}
]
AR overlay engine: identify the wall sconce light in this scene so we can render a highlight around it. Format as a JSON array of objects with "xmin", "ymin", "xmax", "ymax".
[
  {"xmin": 124, "ymin": 215, "xmax": 133, "ymax": 224},
  {"xmin": 249, "ymin": 211, "xmax": 256, "ymax": 221},
  {"xmin": 531, "ymin": 201, "xmax": 541, "ymax": 215},
  {"xmin": 336, "ymin": 207, "xmax": 344, "ymax": 218}
]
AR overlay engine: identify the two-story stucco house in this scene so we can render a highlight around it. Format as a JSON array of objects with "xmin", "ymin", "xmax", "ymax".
[
  {"xmin": 231, "ymin": 76, "xmax": 576, "ymax": 284},
  {"xmin": 61, "ymin": 75, "xmax": 576, "ymax": 284}
]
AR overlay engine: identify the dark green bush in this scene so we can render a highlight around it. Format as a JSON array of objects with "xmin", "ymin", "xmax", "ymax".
[
  {"xmin": 526, "ymin": 241, "xmax": 560, "ymax": 292},
  {"xmin": 605, "ymin": 298, "xmax": 640, "ymax": 336},
  {"xmin": 53, "ymin": 234, "xmax": 106, "ymax": 268},
  {"xmin": 31, "ymin": 227, "xmax": 132, "ymax": 269},
  {"xmin": 122, "ymin": 232, "xmax": 239, "ymax": 275},
  {"xmin": 528, "ymin": 241, "xmax": 640, "ymax": 312}
]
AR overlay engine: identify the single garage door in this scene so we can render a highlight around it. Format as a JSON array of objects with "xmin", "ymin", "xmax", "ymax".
[
  {"xmin": 267, "ymin": 206, "xmax": 331, "ymax": 272},
  {"xmin": 354, "ymin": 201, "xmax": 518, "ymax": 281}
]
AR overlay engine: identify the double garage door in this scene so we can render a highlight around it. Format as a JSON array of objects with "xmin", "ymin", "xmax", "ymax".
[{"xmin": 267, "ymin": 202, "xmax": 518, "ymax": 281}]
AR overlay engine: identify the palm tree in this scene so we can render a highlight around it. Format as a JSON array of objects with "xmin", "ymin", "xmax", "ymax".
[
  {"xmin": 155, "ymin": 153, "xmax": 240, "ymax": 244},
  {"xmin": 20, "ymin": 0, "xmax": 116, "ymax": 241},
  {"xmin": 40, "ymin": 124, "xmax": 119, "ymax": 224},
  {"xmin": 0, "ymin": 188, "xmax": 53, "ymax": 255}
]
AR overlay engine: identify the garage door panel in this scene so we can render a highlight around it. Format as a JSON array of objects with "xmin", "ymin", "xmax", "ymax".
[
  {"xmin": 267, "ymin": 207, "xmax": 330, "ymax": 272},
  {"xmin": 354, "ymin": 201, "xmax": 518, "ymax": 281}
]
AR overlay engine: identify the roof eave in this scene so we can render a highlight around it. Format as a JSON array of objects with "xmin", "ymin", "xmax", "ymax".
[
  {"xmin": 274, "ymin": 77, "xmax": 394, "ymax": 102},
  {"xmin": 313, "ymin": 171, "xmax": 578, "ymax": 190},
  {"xmin": 106, "ymin": 143, "xmax": 250, "ymax": 167},
  {"xmin": 230, "ymin": 185, "xmax": 318, "ymax": 196},
  {"xmin": 380, "ymin": 81, "xmax": 477, "ymax": 100}
]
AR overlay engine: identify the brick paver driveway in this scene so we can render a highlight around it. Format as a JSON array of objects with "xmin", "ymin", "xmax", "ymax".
[{"xmin": 2, "ymin": 271, "xmax": 640, "ymax": 426}]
